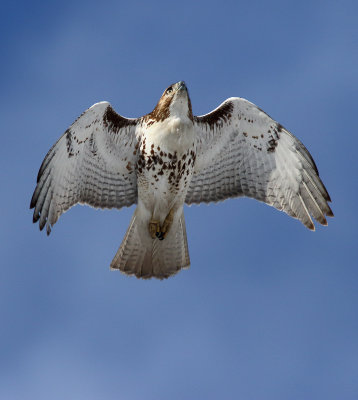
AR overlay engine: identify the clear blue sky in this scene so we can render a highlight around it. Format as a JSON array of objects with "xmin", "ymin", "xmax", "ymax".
[{"xmin": 1, "ymin": 1, "xmax": 357, "ymax": 399}]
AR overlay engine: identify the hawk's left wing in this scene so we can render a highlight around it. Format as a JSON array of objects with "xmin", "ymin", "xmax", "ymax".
[
  {"xmin": 30, "ymin": 102, "xmax": 141, "ymax": 234},
  {"xmin": 186, "ymin": 98, "xmax": 333, "ymax": 230}
]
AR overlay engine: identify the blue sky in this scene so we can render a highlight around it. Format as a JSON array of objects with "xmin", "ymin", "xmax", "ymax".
[{"xmin": 1, "ymin": 0, "xmax": 357, "ymax": 399}]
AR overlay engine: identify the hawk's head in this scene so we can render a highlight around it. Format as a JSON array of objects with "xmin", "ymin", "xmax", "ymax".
[{"xmin": 148, "ymin": 81, "xmax": 193, "ymax": 123}]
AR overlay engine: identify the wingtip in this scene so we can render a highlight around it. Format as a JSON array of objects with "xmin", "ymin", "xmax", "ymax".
[
  {"xmin": 39, "ymin": 218, "xmax": 46, "ymax": 231},
  {"xmin": 317, "ymin": 216, "xmax": 328, "ymax": 226},
  {"xmin": 326, "ymin": 208, "xmax": 334, "ymax": 218},
  {"xmin": 304, "ymin": 218, "xmax": 315, "ymax": 231},
  {"xmin": 30, "ymin": 195, "xmax": 36, "ymax": 210}
]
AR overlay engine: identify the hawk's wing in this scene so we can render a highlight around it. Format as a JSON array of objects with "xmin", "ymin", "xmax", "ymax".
[
  {"xmin": 30, "ymin": 102, "xmax": 141, "ymax": 234},
  {"xmin": 186, "ymin": 98, "xmax": 333, "ymax": 230}
]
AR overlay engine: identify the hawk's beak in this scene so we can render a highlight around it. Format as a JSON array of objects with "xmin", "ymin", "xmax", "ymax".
[{"xmin": 177, "ymin": 81, "xmax": 187, "ymax": 92}]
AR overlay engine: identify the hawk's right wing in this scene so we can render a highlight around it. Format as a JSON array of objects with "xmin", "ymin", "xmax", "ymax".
[{"xmin": 186, "ymin": 98, "xmax": 333, "ymax": 230}]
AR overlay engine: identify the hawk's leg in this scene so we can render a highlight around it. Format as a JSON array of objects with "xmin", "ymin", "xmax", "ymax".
[
  {"xmin": 148, "ymin": 220, "xmax": 161, "ymax": 239},
  {"xmin": 160, "ymin": 208, "xmax": 175, "ymax": 240}
]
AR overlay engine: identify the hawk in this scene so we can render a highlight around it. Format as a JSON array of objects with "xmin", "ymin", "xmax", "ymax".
[{"xmin": 30, "ymin": 81, "xmax": 333, "ymax": 279}]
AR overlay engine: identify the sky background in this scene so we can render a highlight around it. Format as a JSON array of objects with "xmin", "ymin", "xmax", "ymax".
[{"xmin": 1, "ymin": 0, "xmax": 357, "ymax": 399}]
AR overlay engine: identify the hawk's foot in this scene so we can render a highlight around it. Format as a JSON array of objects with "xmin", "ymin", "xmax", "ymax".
[{"xmin": 148, "ymin": 209, "xmax": 175, "ymax": 240}]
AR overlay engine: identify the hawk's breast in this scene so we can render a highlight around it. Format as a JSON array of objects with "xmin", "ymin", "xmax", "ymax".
[{"xmin": 136, "ymin": 119, "xmax": 196, "ymax": 204}]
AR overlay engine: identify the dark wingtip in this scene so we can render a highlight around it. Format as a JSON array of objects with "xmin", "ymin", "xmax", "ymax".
[
  {"xmin": 317, "ymin": 215, "xmax": 328, "ymax": 226},
  {"xmin": 33, "ymin": 213, "xmax": 40, "ymax": 223},
  {"xmin": 36, "ymin": 159, "xmax": 47, "ymax": 183},
  {"xmin": 39, "ymin": 219, "xmax": 46, "ymax": 231},
  {"xmin": 30, "ymin": 195, "xmax": 36, "ymax": 209},
  {"xmin": 326, "ymin": 208, "xmax": 334, "ymax": 218}
]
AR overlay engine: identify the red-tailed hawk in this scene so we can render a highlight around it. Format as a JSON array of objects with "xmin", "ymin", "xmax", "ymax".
[{"xmin": 30, "ymin": 81, "xmax": 333, "ymax": 279}]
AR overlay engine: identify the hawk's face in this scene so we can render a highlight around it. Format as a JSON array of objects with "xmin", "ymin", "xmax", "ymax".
[{"xmin": 149, "ymin": 81, "xmax": 193, "ymax": 123}]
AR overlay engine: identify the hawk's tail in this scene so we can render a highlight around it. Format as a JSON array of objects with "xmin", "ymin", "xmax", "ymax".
[{"xmin": 110, "ymin": 208, "xmax": 190, "ymax": 279}]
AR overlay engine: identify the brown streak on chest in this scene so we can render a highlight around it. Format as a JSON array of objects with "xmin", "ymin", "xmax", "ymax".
[{"xmin": 137, "ymin": 143, "xmax": 196, "ymax": 191}]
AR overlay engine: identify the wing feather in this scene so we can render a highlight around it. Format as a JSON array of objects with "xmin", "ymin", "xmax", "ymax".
[
  {"xmin": 186, "ymin": 98, "xmax": 333, "ymax": 229},
  {"xmin": 30, "ymin": 101, "xmax": 140, "ymax": 234}
]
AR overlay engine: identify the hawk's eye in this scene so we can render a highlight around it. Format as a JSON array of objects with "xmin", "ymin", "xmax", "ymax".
[{"xmin": 166, "ymin": 87, "xmax": 173, "ymax": 94}]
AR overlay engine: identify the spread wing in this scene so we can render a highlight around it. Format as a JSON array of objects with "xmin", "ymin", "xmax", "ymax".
[
  {"xmin": 30, "ymin": 101, "xmax": 141, "ymax": 234},
  {"xmin": 186, "ymin": 98, "xmax": 333, "ymax": 230}
]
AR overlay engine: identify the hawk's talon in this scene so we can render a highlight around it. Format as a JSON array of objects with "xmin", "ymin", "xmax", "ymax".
[{"xmin": 156, "ymin": 232, "xmax": 164, "ymax": 241}]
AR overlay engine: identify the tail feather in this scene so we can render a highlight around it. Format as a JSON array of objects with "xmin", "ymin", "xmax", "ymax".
[{"xmin": 110, "ymin": 209, "xmax": 190, "ymax": 279}]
